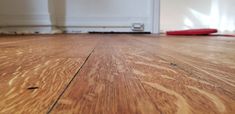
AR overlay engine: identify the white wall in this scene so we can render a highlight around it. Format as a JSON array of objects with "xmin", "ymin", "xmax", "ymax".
[
  {"xmin": 0, "ymin": 0, "xmax": 51, "ymax": 26},
  {"xmin": 161, "ymin": 0, "xmax": 235, "ymax": 33},
  {"xmin": 3, "ymin": 0, "xmax": 233, "ymax": 33},
  {"xmin": 54, "ymin": 0, "xmax": 153, "ymax": 32},
  {"xmin": 0, "ymin": 0, "xmax": 155, "ymax": 33}
]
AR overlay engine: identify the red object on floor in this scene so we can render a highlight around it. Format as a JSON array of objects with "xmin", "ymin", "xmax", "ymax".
[{"xmin": 166, "ymin": 28, "xmax": 218, "ymax": 35}]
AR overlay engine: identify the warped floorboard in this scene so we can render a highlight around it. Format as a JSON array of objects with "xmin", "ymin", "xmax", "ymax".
[{"xmin": 0, "ymin": 34, "xmax": 235, "ymax": 114}]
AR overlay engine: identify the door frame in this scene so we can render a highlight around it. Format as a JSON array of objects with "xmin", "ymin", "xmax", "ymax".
[{"xmin": 151, "ymin": 0, "xmax": 160, "ymax": 34}]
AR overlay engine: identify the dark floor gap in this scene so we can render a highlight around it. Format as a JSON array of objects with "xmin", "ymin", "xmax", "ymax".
[
  {"xmin": 46, "ymin": 48, "xmax": 96, "ymax": 114},
  {"xmin": 89, "ymin": 32, "xmax": 151, "ymax": 34}
]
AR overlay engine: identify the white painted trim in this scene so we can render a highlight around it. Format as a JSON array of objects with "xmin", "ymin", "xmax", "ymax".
[
  {"xmin": 55, "ymin": 17, "xmax": 152, "ymax": 33},
  {"xmin": 61, "ymin": 27, "xmax": 134, "ymax": 33},
  {"xmin": 151, "ymin": 0, "xmax": 160, "ymax": 34},
  {"xmin": 0, "ymin": 26, "xmax": 53, "ymax": 34},
  {"xmin": 0, "ymin": 0, "xmax": 160, "ymax": 34}
]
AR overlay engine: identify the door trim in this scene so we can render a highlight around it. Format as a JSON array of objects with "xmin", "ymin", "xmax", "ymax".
[{"xmin": 151, "ymin": 0, "xmax": 160, "ymax": 34}]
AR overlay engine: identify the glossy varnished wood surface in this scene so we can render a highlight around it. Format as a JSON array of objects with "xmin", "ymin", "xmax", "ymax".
[{"xmin": 0, "ymin": 34, "xmax": 235, "ymax": 114}]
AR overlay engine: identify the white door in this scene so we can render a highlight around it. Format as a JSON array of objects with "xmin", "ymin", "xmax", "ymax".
[{"xmin": 54, "ymin": 0, "xmax": 159, "ymax": 33}]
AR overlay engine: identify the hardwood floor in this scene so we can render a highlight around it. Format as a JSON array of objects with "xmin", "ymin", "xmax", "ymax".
[{"xmin": 0, "ymin": 34, "xmax": 235, "ymax": 114}]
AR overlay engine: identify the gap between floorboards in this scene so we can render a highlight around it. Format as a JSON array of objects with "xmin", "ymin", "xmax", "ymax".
[{"xmin": 46, "ymin": 48, "xmax": 96, "ymax": 114}]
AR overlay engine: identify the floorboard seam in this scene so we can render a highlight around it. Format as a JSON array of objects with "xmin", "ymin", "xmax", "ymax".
[{"xmin": 46, "ymin": 48, "xmax": 96, "ymax": 114}]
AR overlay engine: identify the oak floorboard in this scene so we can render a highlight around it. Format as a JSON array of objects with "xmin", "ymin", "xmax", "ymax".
[
  {"xmin": 0, "ymin": 34, "xmax": 100, "ymax": 114},
  {"xmin": 125, "ymin": 35, "xmax": 235, "ymax": 114},
  {"xmin": 51, "ymin": 35, "xmax": 235, "ymax": 114},
  {"xmin": 0, "ymin": 34, "xmax": 235, "ymax": 114},
  {"xmin": 50, "ymin": 36, "xmax": 161, "ymax": 114}
]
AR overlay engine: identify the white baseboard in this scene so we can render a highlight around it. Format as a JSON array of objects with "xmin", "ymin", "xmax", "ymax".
[
  {"xmin": 0, "ymin": 26, "xmax": 153, "ymax": 34},
  {"xmin": 60, "ymin": 26, "xmax": 133, "ymax": 33},
  {"xmin": 0, "ymin": 26, "xmax": 134, "ymax": 34},
  {"xmin": 56, "ymin": 17, "xmax": 152, "ymax": 33},
  {"xmin": 0, "ymin": 26, "xmax": 62, "ymax": 35},
  {"xmin": 0, "ymin": 15, "xmax": 152, "ymax": 34}
]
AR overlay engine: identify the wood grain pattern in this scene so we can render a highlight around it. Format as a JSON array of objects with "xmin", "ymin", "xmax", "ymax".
[
  {"xmin": 50, "ymin": 35, "xmax": 235, "ymax": 114},
  {"xmin": 0, "ymin": 34, "xmax": 235, "ymax": 114},
  {"xmin": 0, "ymin": 34, "xmax": 100, "ymax": 114}
]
